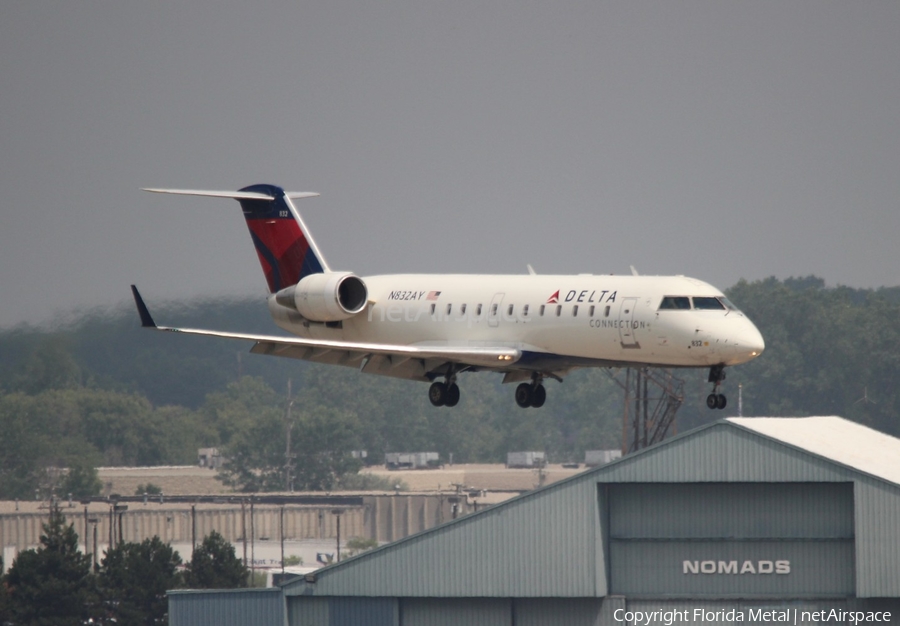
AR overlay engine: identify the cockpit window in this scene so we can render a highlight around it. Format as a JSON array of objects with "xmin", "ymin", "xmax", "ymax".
[
  {"xmin": 659, "ymin": 296, "xmax": 691, "ymax": 310},
  {"xmin": 693, "ymin": 296, "xmax": 726, "ymax": 310},
  {"xmin": 720, "ymin": 297, "xmax": 741, "ymax": 312}
]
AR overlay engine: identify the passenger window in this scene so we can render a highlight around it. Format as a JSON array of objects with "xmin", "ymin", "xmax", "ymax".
[
  {"xmin": 430, "ymin": 304, "xmax": 436, "ymax": 315},
  {"xmin": 540, "ymin": 305, "xmax": 545, "ymax": 316},
  {"xmin": 491, "ymin": 303, "xmax": 498, "ymax": 316},
  {"xmin": 693, "ymin": 297, "xmax": 726, "ymax": 310},
  {"xmin": 460, "ymin": 304, "xmax": 467, "ymax": 315},
  {"xmin": 556, "ymin": 305, "xmax": 562, "ymax": 317},
  {"xmin": 589, "ymin": 305, "xmax": 595, "ymax": 317},
  {"xmin": 604, "ymin": 305, "xmax": 610, "ymax": 318},
  {"xmin": 659, "ymin": 296, "xmax": 691, "ymax": 310},
  {"xmin": 477, "ymin": 304, "xmax": 482, "ymax": 316},
  {"xmin": 572, "ymin": 305, "xmax": 578, "ymax": 317},
  {"xmin": 523, "ymin": 304, "xmax": 529, "ymax": 317},
  {"xmin": 446, "ymin": 304, "xmax": 452, "ymax": 315},
  {"xmin": 507, "ymin": 304, "xmax": 514, "ymax": 316}
]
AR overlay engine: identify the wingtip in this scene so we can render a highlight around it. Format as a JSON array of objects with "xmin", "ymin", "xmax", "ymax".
[{"xmin": 130, "ymin": 285, "xmax": 157, "ymax": 328}]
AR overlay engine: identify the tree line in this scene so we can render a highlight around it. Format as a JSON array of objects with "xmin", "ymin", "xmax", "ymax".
[
  {"xmin": 0, "ymin": 276, "xmax": 898, "ymax": 497},
  {"xmin": 0, "ymin": 505, "xmax": 248, "ymax": 625}
]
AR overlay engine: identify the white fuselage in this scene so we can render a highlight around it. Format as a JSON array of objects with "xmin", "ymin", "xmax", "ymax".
[{"xmin": 267, "ymin": 273, "xmax": 765, "ymax": 371}]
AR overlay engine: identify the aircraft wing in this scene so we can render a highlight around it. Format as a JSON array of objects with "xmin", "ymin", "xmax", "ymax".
[{"xmin": 131, "ymin": 286, "xmax": 519, "ymax": 381}]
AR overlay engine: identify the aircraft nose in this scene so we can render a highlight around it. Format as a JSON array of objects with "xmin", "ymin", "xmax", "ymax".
[{"xmin": 738, "ymin": 321, "xmax": 765, "ymax": 362}]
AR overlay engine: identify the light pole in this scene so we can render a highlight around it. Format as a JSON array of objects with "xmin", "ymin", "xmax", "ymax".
[
  {"xmin": 331, "ymin": 509, "xmax": 344, "ymax": 562},
  {"xmin": 114, "ymin": 504, "xmax": 128, "ymax": 546},
  {"xmin": 88, "ymin": 518, "xmax": 99, "ymax": 569}
]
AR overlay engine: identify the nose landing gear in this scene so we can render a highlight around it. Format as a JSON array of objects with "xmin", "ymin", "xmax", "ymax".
[{"xmin": 706, "ymin": 364, "xmax": 727, "ymax": 410}]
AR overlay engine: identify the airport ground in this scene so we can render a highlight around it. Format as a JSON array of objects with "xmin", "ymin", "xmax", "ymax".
[{"xmin": 87, "ymin": 463, "xmax": 588, "ymax": 497}]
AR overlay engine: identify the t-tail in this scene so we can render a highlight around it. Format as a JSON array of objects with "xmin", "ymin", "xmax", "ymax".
[{"xmin": 142, "ymin": 184, "xmax": 328, "ymax": 292}]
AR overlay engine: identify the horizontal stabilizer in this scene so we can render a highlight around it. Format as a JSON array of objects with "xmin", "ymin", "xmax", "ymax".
[{"xmin": 141, "ymin": 188, "xmax": 319, "ymax": 201}]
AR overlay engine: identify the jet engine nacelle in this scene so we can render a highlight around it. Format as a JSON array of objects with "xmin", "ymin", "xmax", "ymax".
[{"xmin": 274, "ymin": 272, "xmax": 368, "ymax": 322}]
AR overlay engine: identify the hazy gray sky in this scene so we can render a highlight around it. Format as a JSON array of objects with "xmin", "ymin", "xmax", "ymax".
[{"xmin": 2, "ymin": 2, "xmax": 898, "ymax": 329}]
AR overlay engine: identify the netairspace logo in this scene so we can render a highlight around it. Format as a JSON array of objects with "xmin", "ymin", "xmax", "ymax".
[{"xmin": 612, "ymin": 608, "xmax": 893, "ymax": 624}]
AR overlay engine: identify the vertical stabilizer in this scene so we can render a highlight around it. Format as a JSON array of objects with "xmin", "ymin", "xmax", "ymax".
[
  {"xmin": 142, "ymin": 184, "xmax": 328, "ymax": 293},
  {"xmin": 236, "ymin": 184, "xmax": 329, "ymax": 292}
]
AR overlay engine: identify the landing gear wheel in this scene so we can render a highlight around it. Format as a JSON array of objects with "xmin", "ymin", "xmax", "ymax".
[
  {"xmin": 429, "ymin": 382, "xmax": 448, "ymax": 407},
  {"xmin": 445, "ymin": 383, "xmax": 460, "ymax": 407},
  {"xmin": 515, "ymin": 383, "xmax": 534, "ymax": 408},
  {"xmin": 706, "ymin": 364, "xmax": 728, "ymax": 410},
  {"xmin": 706, "ymin": 393, "xmax": 727, "ymax": 410},
  {"xmin": 531, "ymin": 385, "xmax": 546, "ymax": 408}
]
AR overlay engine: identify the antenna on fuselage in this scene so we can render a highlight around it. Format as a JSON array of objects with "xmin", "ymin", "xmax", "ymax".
[
  {"xmin": 527, "ymin": 264, "xmax": 537, "ymax": 275},
  {"xmin": 630, "ymin": 265, "xmax": 640, "ymax": 276}
]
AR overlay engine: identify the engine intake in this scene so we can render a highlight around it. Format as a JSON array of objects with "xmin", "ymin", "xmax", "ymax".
[{"xmin": 274, "ymin": 272, "xmax": 368, "ymax": 322}]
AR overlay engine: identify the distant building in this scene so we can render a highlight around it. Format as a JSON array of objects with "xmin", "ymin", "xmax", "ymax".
[
  {"xmin": 384, "ymin": 452, "xmax": 439, "ymax": 470},
  {"xmin": 584, "ymin": 449, "xmax": 622, "ymax": 467},
  {"xmin": 506, "ymin": 451, "xmax": 546, "ymax": 468},
  {"xmin": 197, "ymin": 448, "xmax": 223, "ymax": 469}
]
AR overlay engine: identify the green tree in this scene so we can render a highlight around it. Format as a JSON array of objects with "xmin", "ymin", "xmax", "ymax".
[
  {"xmin": 12, "ymin": 336, "xmax": 82, "ymax": 394},
  {"xmin": 135, "ymin": 482, "xmax": 163, "ymax": 496},
  {"xmin": 98, "ymin": 536, "xmax": 183, "ymax": 626},
  {"xmin": 184, "ymin": 530, "xmax": 248, "ymax": 589},
  {"xmin": 344, "ymin": 537, "xmax": 378, "ymax": 557},
  {"xmin": 0, "ymin": 393, "xmax": 48, "ymax": 499},
  {"xmin": 290, "ymin": 404, "xmax": 363, "ymax": 491},
  {"xmin": 59, "ymin": 462, "xmax": 102, "ymax": 499},
  {"xmin": 0, "ymin": 558, "xmax": 10, "ymax": 623},
  {"xmin": 2, "ymin": 505, "xmax": 95, "ymax": 625}
]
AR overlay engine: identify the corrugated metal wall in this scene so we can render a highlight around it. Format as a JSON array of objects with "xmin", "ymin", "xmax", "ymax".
[
  {"xmin": 608, "ymin": 483, "xmax": 854, "ymax": 539},
  {"xmin": 169, "ymin": 588, "xmax": 284, "ymax": 626},
  {"xmin": 855, "ymin": 480, "xmax": 900, "ymax": 597},
  {"xmin": 607, "ymin": 482, "xmax": 855, "ymax": 597},
  {"xmin": 595, "ymin": 426, "xmax": 853, "ymax": 484},
  {"xmin": 624, "ymin": 599, "xmax": 900, "ymax": 626},
  {"xmin": 611, "ymin": 540, "xmax": 854, "ymax": 597},
  {"xmin": 400, "ymin": 598, "xmax": 510, "ymax": 626},
  {"xmin": 286, "ymin": 477, "xmax": 602, "ymax": 598},
  {"xmin": 331, "ymin": 598, "xmax": 397, "ymax": 626},
  {"xmin": 287, "ymin": 596, "xmax": 328, "ymax": 626},
  {"xmin": 512, "ymin": 598, "xmax": 605, "ymax": 626}
]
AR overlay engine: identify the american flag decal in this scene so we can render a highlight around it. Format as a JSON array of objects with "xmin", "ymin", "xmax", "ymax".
[{"xmin": 426, "ymin": 291, "xmax": 442, "ymax": 300}]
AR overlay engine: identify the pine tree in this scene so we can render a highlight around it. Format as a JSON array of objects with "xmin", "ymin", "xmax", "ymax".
[
  {"xmin": 2, "ymin": 504, "xmax": 95, "ymax": 625},
  {"xmin": 98, "ymin": 536, "xmax": 183, "ymax": 625},
  {"xmin": 184, "ymin": 530, "xmax": 249, "ymax": 589}
]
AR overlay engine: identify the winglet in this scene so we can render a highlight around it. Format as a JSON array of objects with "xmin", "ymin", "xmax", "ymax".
[{"xmin": 130, "ymin": 285, "xmax": 157, "ymax": 328}]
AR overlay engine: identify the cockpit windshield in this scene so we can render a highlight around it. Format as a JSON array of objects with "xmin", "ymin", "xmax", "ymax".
[
  {"xmin": 658, "ymin": 296, "xmax": 739, "ymax": 311},
  {"xmin": 719, "ymin": 297, "xmax": 741, "ymax": 312},
  {"xmin": 658, "ymin": 296, "xmax": 691, "ymax": 310},
  {"xmin": 692, "ymin": 297, "xmax": 726, "ymax": 310}
]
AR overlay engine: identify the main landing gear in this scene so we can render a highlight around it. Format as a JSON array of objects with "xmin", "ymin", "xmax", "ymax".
[
  {"xmin": 515, "ymin": 374, "xmax": 547, "ymax": 408},
  {"xmin": 429, "ymin": 377, "xmax": 460, "ymax": 407},
  {"xmin": 706, "ymin": 364, "xmax": 727, "ymax": 410},
  {"xmin": 429, "ymin": 371, "xmax": 551, "ymax": 409}
]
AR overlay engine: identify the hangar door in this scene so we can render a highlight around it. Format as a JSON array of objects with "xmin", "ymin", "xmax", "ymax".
[{"xmin": 606, "ymin": 483, "xmax": 855, "ymax": 597}]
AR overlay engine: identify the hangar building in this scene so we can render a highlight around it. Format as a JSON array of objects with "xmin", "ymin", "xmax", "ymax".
[{"xmin": 169, "ymin": 416, "xmax": 900, "ymax": 625}]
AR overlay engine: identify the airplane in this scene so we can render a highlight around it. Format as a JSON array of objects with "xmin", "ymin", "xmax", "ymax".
[{"xmin": 132, "ymin": 184, "xmax": 765, "ymax": 410}]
